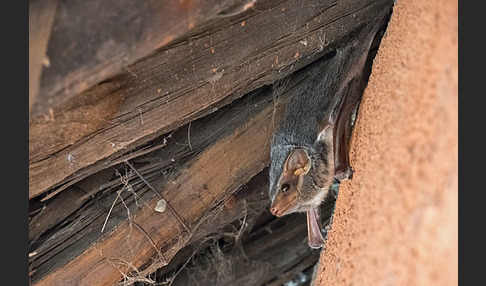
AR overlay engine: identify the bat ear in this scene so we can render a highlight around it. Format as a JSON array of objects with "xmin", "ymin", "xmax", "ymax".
[{"xmin": 285, "ymin": 149, "xmax": 311, "ymax": 176}]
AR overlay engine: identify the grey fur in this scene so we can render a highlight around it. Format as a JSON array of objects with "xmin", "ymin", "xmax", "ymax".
[{"xmin": 269, "ymin": 22, "xmax": 381, "ymax": 212}]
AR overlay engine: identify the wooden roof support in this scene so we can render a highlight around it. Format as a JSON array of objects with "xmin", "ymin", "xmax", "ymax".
[
  {"xmin": 29, "ymin": 0, "xmax": 393, "ymax": 199},
  {"xmin": 29, "ymin": 0, "xmax": 394, "ymax": 284}
]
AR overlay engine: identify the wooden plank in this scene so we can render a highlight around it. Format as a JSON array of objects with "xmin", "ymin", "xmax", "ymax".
[
  {"xmin": 29, "ymin": 21, "xmax": 389, "ymax": 282},
  {"xmin": 29, "ymin": 0, "xmax": 394, "ymax": 199},
  {"xmin": 168, "ymin": 195, "xmax": 336, "ymax": 286},
  {"xmin": 32, "ymin": 72, "xmax": 287, "ymax": 286},
  {"xmin": 29, "ymin": 79, "xmax": 287, "ymax": 283},
  {"xmin": 29, "ymin": 1, "xmax": 393, "ymax": 283},
  {"xmin": 29, "ymin": 0, "xmax": 58, "ymax": 114},
  {"xmin": 29, "ymin": 168, "xmax": 114, "ymax": 242},
  {"xmin": 29, "ymin": 30, "xmax": 365, "ymax": 281},
  {"xmin": 149, "ymin": 169, "xmax": 273, "ymax": 283},
  {"xmin": 171, "ymin": 215, "xmax": 316, "ymax": 286},
  {"xmin": 29, "ymin": 0, "xmax": 249, "ymax": 119}
]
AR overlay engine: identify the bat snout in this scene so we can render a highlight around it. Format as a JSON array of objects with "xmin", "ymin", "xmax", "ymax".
[
  {"xmin": 270, "ymin": 204, "xmax": 293, "ymax": 217},
  {"xmin": 270, "ymin": 194, "xmax": 298, "ymax": 217},
  {"xmin": 270, "ymin": 206, "xmax": 282, "ymax": 217}
]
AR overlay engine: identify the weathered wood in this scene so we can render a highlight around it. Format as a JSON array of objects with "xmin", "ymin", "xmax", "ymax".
[
  {"xmin": 29, "ymin": 0, "xmax": 251, "ymax": 119},
  {"xmin": 28, "ymin": 80, "xmax": 279, "ymax": 282},
  {"xmin": 29, "ymin": 0, "xmax": 393, "ymax": 199},
  {"xmin": 30, "ymin": 64, "xmax": 296, "ymax": 285},
  {"xmin": 29, "ymin": 0, "xmax": 58, "ymax": 114},
  {"xmin": 28, "ymin": 74, "xmax": 294, "ymax": 274},
  {"xmin": 28, "ymin": 34, "xmax": 369, "ymax": 282},
  {"xmin": 34, "ymin": 102, "xmax": 272, "ymax": 284},
  {"xmin": 29, "ymin": 41, "xmax": 360, "ymax": 283},
  {"xmin": 28, "ymin": 0, "xmax": 394, "ymax": 284},
  {"xmin": 172, "ymin": 215, "xmax": 316, "ymax": 286},
  {"xmin": 147, "ymin": 169, "xmax": 273, "ymax": 284},
  {"xmin": 167, "ymin": 191, "xmax": 337, "ymax": 286},
  {"xmin": 265, "ymin": 256, "xmax": 318, "ymax": 286}
]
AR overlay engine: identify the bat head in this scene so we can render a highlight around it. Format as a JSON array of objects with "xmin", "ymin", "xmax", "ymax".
[
  {"xmin": 269, "ymin": 148, "xmax": 311, "ymax": 217},
  {"xmin": 269, "ymin": 126, "xmax": 334, "ymax": 217}
]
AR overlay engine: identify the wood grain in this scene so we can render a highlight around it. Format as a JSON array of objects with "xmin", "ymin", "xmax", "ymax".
[
  {"xmin": 29, "ymin": 0, "xmax": 394, "ymax": 284},
  {"xmin": 29, "ymin": 0, "xmax": 58, "ymax": 114},
  {"xmin": 29, "ymin": 0, "xmax": 249, "ymax": 119},
  {"xmin": 32, "ymin": 75, "xmax": 287, "ymax": 286},
  {"xmin": 29, "ymin": 0, "xmax": 393, "ymax": 199}
]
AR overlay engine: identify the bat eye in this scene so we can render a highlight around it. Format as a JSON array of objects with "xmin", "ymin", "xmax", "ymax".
[{"xmin": 281, "ymin": 184, "xmax": 290, "ymax": 193}]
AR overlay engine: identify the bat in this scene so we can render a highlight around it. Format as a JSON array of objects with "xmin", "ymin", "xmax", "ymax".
[{"xmin": 268, "ymin": 21, "xmax": 383, "ymax": 248}]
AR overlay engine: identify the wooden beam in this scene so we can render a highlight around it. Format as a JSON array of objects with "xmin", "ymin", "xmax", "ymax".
[
  {"xmin": 149, "ymin": 169, "xmax": 274, "ymax": 284},
  {"xmin": 170, "ymin": 213, "xmax": 319, "ymax": 286},
  {"xmin": 29, "ymin": 0, "xmax": 249, "ymax": 119},
  {"xmin": 29, "ymin": 0, "xmax": 394, "ymax": 199},
  {"xmin": 28, "ymin": 80, "xmax": 277, "ymax": 281},
  {"xmin": 29, "ymin": 0, "xmax": 58, "ymax": 115},
  {"xmin": 165, "ymin": 182, "xmax": 337, "ymax": 285},
  {"xmin": 29, "ymin": 1, "xmax": 394, "ymax": 284},
  {"xmin": 31, "ymin": 71, "xmax": 287, "ymax": 286},
  {"xmin": 29, "ymin": 23, "xmax": 385, "ymax": 278}
]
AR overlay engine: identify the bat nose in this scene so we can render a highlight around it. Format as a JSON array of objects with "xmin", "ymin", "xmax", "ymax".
[{"xmin": 270, "ymin": 207, "xmax": 280, "ymax": 217}]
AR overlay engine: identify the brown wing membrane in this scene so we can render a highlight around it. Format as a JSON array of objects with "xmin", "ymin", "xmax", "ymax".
[
  {"xmin": 306, "ymin": 206, "xmax": 325, "ymax": 249},
  {"xmin": 331, "ymin": 77, "xmax": 364, "ymax": 181}
]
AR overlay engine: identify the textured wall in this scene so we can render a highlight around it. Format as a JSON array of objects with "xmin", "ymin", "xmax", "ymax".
[{"xmin": 314, "ymin": 0, "xmax": 458, "ymax": 285}]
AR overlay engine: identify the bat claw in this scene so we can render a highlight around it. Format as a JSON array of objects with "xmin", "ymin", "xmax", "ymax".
[
  {"xmin": 334, "ymin": 166, "xmax": 354, "ymax": 181},
  {"xmin": 308, "ymin": 242, "xmax": 324, "ymax": 249}
]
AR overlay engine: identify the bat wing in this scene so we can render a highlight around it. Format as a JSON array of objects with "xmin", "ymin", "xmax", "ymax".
[{"xmin": 306, "ymin": 206, "xmax": 326, "ymax": 249}]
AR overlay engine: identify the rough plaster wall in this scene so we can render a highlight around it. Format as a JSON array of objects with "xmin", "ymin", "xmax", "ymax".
[{"xmin": 314, "ymin": 0, "xmax": 458, "ymax": 285}]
